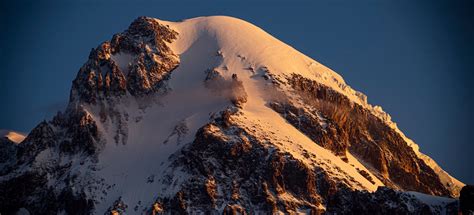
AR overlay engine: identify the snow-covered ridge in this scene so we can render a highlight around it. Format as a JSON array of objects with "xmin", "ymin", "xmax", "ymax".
[
  {"xmin": 157, "ymin": 16, "xmax": 398, "ymax": 137},
  {"xmin": 155, "ymin": 15, "xmax": 463, "ymax": 194}
]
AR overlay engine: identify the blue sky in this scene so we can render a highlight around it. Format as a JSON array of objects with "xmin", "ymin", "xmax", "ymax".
[{"xmin": 1, "ymin": 0, "xmax": 473, "ymax": 183}]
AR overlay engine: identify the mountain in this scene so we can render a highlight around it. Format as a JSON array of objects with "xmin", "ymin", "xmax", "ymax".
[{"xmin": 0, "ymin": 16, "xmax": 464, "ymax": 214}]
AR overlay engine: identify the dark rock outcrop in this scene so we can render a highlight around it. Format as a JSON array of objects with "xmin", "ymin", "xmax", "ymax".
[
  {"xmin": 269, "ymin": 101, "xmax": 348, "ymax": 157},
  {"xmin": 0, "ymin": 109, "xmax": 101, "ymax": 214},
  {"xmin": 71, "ymin": 16, "xmax": 179, "ymax": 104},
  {"xmin": 154, "ymin": 109, "xmax": 327, "ymax": 214},
  {"xmin": 229, "ymin": 74, "xmax": 248, "ymax": 107},
  {"xmin": 460, "ymin": 185, "xmax": 474, "ymax": 215},
  {"xmin": 153, "ymin": 109, "xmax": 457, "ymax": 214},
  {"xmin": 269, "ymin": 74, "xmax": 450, "ymax": 197},
  {"xmin": 204, "ymin": 70, "xmax": 248, "ymax": 107},
  {"xmin": 0, "ymin": 138, "xmax": 18, "ymax": 175}
]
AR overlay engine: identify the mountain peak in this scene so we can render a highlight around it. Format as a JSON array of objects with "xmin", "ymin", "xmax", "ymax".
[
  {"xmin": 0, "ymin": 16, "xmax": 464, "ymax": 214},
  {"xmin": 70, "ymin": 16, "xmax": 179, "ymax": 104}
]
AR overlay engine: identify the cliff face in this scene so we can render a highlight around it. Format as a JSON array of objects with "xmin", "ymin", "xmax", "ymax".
[
  {"xmin": 269, "ymin": 74, "xmax": 450, "ymax": 197},
  {"xmin": 0, "ymin": 16, "xmax": 463, "ymax": 214},
  {"xmin": 159, "ymin": 108, "xmax": 329, "ymax": 213},
  {"xmin": 71, "ymin": 17, "xmax": 179, "ymax": 104},
  {"xmin": 142, "ymin": 107, "xmax": 458, "ymax": 214}
]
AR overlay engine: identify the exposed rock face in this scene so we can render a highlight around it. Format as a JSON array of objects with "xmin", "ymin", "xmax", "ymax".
[
  {"xmin": 71, "ymin": 16, "xmax": 179, "ymax": 104},
  {"xmin": 269, "ymin": 101, "xmax": 348, "ymax": 158},
  {"xmin": 0, "ymin": 138, "xmax": 17, "ymax": 175},
  {"xmin": 204, "ymin": 70, "xmax": 248, "ymax": 107},
  {"xmin": 269, "ymin": 74, "xmax": 451, "ymax": 197},
  {"xmin": 148, "ymin": 109, "xmax": 457, "ymax": 214},
  {"xmin": 0, "ymin": 108, "xmax": 100, "ymax": 214},
  {"xmin": 229, "ymin": 74, "xmax": 248, "ymax": 107},
  {"xmin": 154, "ymin": 109, "xmax": 329, "ymax": 213}
]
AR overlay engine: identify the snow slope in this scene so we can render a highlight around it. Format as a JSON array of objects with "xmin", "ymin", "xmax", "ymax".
[
  {"xmin": 86, "ymin": 32, "xmax": 232, "ymax": 212},
  {"xmin": 407, "ymin": 191, "xmax": 457, "ymax": 214},
  {"xmin": 160, "ymin": 15, "xmax": 463, "ymax": 194}
]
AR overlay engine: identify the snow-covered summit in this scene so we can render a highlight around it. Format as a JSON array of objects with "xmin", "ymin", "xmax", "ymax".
[
  {"xmin": 0, "ymin": 16, "xmax": 464, "ymax": 214},
  {"xmin": 159, "ymin": 15, "xmax": 464, "ymax": 194}
]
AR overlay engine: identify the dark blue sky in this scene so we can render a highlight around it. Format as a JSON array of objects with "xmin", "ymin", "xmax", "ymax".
[{"xmin": 1, "ymin": 0, "xmax": 473, "ymax": 184}]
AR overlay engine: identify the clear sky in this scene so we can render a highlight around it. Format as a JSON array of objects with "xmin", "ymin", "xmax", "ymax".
[{"xmin": 1, "ymin": 0, "xmax": 473, "ymax": 184}]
